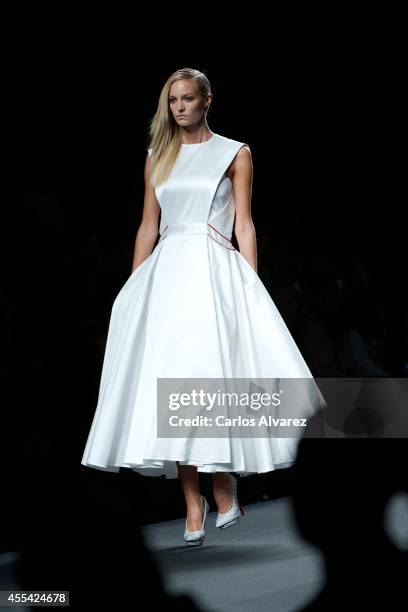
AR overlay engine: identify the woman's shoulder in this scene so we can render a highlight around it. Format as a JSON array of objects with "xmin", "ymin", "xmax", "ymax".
[
  {"xmin": 215, "ymin": 133, "xmax": 250, "ymax": 154},
  {"xmin": 216, "ymin": 133, "xmax": 248, "ymax": 147}
]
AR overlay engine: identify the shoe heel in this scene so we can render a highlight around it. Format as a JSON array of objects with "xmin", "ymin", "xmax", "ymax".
[{"xmin": 216, "ymin": 474, "xmax": 245, "ymax": 529}]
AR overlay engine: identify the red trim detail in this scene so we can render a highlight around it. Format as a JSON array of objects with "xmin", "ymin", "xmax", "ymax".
[
  {"xmin": 208, "ymin": 234, "xmax": 236, "ymax": 251},
  {"xmin": 158, "ymin": 223, "xmax": 236, "ymax": 251},
  {"xmin": 207, "ymin": 223, "xmax": 234, "ymax": 244}
]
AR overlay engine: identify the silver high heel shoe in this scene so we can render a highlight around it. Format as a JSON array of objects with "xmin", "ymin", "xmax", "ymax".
[
  {"xmin": 184, "ymin": 495, "xmax": 209, "ymax": 546},
  {"xmin": 216, "ymin": 474, "xmax": 245, "ymax": 529}
]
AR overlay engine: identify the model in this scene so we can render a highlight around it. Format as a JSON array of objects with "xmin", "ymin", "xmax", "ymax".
[{"xmin": 81, "ymin": 67, "xmax": 322, "ymax": 546}]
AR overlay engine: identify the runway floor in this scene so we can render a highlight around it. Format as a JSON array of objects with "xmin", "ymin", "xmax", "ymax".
[{"xmin": 141, "ymin": 495, "xmax": 324, "ymax": 612}]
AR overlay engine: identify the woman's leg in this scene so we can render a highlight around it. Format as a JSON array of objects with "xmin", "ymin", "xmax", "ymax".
[
  {"xmin": 212, "ymin": 472, "xmax": 234, "ymax": 513},
  {"xmin": 177, "ymin": 462, "xmax": 205, "ymax": 531}
]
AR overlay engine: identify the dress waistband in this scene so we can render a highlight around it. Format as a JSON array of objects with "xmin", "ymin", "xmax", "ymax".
[{"xmin": 158, "ymin": 222, "xmax": 236, "ymax": 251}]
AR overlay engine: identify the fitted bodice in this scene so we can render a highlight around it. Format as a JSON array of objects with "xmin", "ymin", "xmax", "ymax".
[{"xmin": 147, "ymin": 133, "xmax": 247, "ymax": 242}]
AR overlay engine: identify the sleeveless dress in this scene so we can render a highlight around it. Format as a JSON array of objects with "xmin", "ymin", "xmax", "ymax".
[{"xmin": 81, "ymin": 133, "xmax": 324, "ymax": 478}]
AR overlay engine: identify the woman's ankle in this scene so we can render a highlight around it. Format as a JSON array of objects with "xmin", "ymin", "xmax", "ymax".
[{"xmin": 212, "ymin": 475, "xmax": 233, "ymax": 512}]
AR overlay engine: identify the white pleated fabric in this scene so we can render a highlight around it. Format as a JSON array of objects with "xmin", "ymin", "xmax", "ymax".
[{"xmin": 81, "ymin": 133, "xmax": 322, "ymax": 478}]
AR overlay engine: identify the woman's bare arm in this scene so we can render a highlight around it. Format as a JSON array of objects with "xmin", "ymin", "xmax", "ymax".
[
  {"xmin": 131, "ymin": 154, "xmax": 161, "ymax": 272},
  {"xmin": 232, "ymin": 146, "xmax": 257, "ymax": 273}
]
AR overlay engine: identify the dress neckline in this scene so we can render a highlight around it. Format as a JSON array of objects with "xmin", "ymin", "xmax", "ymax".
[{"xmin": 181, "ymin": 133, "xmax": 217, "ymax": 146}]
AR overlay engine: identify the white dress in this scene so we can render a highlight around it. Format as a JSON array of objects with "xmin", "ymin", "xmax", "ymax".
[{"xmin": 81, "ymin": 133, "xmax": 324, "ymax": 478}]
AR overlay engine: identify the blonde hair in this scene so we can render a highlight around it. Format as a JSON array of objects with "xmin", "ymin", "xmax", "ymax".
[{"xmin": 147, "ymin": 68, "xmax": 212, "ymax": 187}]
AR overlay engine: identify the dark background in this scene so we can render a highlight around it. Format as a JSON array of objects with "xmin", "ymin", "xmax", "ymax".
[{"xmin": 2, "ymin": 21, "xmax": 406, "ymax": 603}]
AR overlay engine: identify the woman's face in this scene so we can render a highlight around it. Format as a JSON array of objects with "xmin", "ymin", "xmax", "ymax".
[{"xmin": 169, "ymin": 79, "xmax": 210, "ymax": 126}]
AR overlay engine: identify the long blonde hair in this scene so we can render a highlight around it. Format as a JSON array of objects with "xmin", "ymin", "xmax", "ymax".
[{"xmin": 147, "ymin": 68, "xmax": 212, "ymax": 187}]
